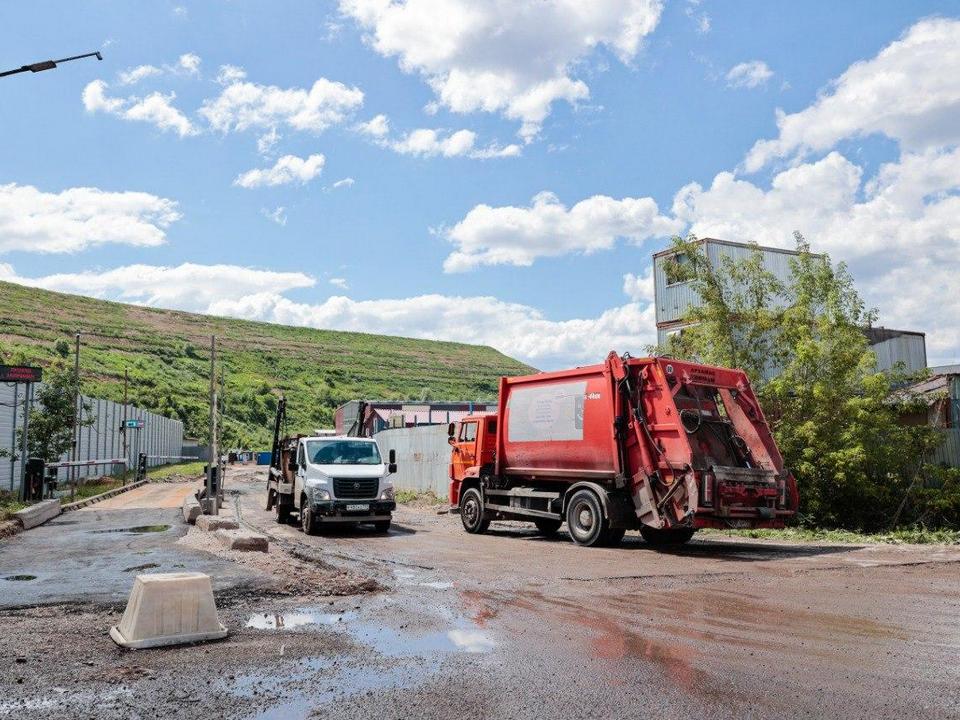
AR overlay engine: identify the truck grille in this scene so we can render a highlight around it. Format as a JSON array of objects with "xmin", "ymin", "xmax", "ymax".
[{"xmin": 333, "ymin": 477, "xmax": 378, "ymax": 499}]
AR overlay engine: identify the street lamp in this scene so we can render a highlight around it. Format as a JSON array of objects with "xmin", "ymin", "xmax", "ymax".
[{"xmin": 0, "ymin": 51, "xmax": 102, "ymax": 79}]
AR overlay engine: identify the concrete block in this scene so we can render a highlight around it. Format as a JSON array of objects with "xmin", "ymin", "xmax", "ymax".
[
  {"xmin": 195, "ymin": 515, "xmax": 239, "ymax": 532},
  {"xmin": 215, "ymin": 529, "xmax": 269, "ymax": 552},
  {"xmin": 110, "ymin": 572, "xmax": 228, "ymax": 649},
  {"xmin": 182, "ymin": 497, "xmax": 202, "ymax": 525},
  {"xmin": 14, "ymin": 499, "xmax": 61, "ymax": 530}
]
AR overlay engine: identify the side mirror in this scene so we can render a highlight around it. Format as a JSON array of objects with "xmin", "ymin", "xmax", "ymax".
[
  {"xmin": 448, "ymin": 422, "xmax": 455, "ymax": 438},
  {"xmin": 388, "ymin": 449, "xmax": 397, "ymax": 474},
  {"xmin": 288, "ymin": 458, "xmax": 299, "ymax": 472}
]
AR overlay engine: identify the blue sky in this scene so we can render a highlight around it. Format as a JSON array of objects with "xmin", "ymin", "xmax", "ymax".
[{"xmin": 2, "ymin": 1, "xmax": 959, "ymax": 367}]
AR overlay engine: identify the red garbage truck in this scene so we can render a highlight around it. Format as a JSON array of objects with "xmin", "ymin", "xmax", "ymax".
[{"xmin": 448, "ymin": 352, "xmax": 798, "ymax": 547}]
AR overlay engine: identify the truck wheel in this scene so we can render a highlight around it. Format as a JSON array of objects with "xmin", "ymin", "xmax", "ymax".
[
  {"xmin": 640, "ymin": 527, "xmax": 696, "ymax": 546},
  {"xmin": 374, "ymin": 519, "xmax": 391, "ymax": 533},
  {"xmin": 534, "ymin": 519, "xmax": 562, "ymax": 536},
  {"xmin": 301, "ymin": 506, "xmax": 318, "ymax": 536},
  {"xmin": 566, "ymin": 490, "xmax": 609, "ymax": 547},
  {"xmin": 460, "ymin": 488, "xmax": 489, "ymax": 534}
]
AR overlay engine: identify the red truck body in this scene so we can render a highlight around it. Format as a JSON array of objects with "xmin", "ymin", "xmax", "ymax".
[{"xmin": 448, "ymin": 352, "xmax": 798, "ymax": 546}]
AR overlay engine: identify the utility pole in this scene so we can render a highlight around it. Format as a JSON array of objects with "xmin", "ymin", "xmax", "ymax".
[
  {"xmin": 206, "ymin": 335, "xmax": 218, "ymax": 514},
  {"xmin": 121, "ymin": 369, "xmax": 129, "ymax": 485},
  {"xmin": 70, "ymin": 332, "xmax": 80, "ymax": 502}
]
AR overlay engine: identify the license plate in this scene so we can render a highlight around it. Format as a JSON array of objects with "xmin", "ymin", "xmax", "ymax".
[{"xmin": 345, "ymin": 504, "xmax": 370, "ymax": 512}]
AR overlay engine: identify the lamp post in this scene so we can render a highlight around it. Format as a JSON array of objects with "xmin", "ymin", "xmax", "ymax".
[{"xmin": 0, "ymin": 51, "xmax": 102, "ymax": 79}]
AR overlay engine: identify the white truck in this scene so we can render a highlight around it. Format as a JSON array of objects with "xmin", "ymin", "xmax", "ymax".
[{"xmin": 265, "ymin": 399, "xmax": 397, "ymax": 534}]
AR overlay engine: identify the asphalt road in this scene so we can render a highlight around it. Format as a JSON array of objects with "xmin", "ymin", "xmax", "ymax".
[
  {"xmin": 229, "ymin": 467, "xmax": 960, "ymax": 720},
  {"xmin": 2, "ymin": 468, "xmax": 959, "ymax": 719}
]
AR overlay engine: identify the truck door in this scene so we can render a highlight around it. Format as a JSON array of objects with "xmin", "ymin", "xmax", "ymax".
[
  {"xmin": 452, "ymin": 420, "xmax": 479, "ymax": 480},
  {"xmin": 294, "ymin": 441, "xmax": 307, "ymax": 507}
]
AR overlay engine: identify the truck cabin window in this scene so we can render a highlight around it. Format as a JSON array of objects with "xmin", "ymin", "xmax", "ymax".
[
  {"xmin": 459, "ymin": 422, "xmax": 477, "ymax": 442},
  {"xmin": 306, "ymin": 440, "xmax": 382, "ymax": 465}
]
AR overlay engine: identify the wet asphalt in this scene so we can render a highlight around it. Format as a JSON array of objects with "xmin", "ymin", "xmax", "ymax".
[{"xmin": 1, "ymin": 468, "xmax": 959, "ymax": 719}]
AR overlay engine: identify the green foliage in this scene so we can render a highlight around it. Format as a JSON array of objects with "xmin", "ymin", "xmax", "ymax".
[
  {"xmin": 26, "ymin": 360, "xmax": 95, "ymax": 462},
  {"xmin": 0, "ymin": 280, "xmax": 532, "ymax": 450},
  {"xmin": 700, "ymin": 526, "xmax": 960, "ymax": 545},
  {"xmin": 660, "ymin": 234, "xmax": 943, "ymax": 531}
]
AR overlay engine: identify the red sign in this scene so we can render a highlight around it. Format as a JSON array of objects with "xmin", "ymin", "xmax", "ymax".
[{"xmin": 0, "ymin": 365, "xmax": 43, "ymax": 383}]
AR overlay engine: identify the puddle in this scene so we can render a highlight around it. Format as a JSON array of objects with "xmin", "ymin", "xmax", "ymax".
[
  {"xmin": 246, "ymin": 610, "xmax": 357, "ymax": 630},
  {"xmin": 4, "ymin": 575, "xmax": 37, "ymax": 582},
  {"xmin": 245, "ymin": 606, "xmax": 494, "ymax": 655},
  {"xmin": 346, "ymin": 619, "xmax": 494, "ymax": 656},
  {"xmin": 91, "ymin": 524, "xmax": 171, "ymax": 535},
  {"xmin": 123, "ymin": 563, "xmax": 160, "ymax": 573}
]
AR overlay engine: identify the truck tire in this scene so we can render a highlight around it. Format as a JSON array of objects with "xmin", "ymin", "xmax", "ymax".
[
  {"xmin": 565, "ymin": 489, "xmax": 609, "ymax": 547},
  {"xmin": 374, "ymin": 519, "xmax": 391, "ymax": 533},
  {"xmin": 301, "ymin": 506, "xmax": 319, "ymax": 536},
  {"xmin": 534, "ymin": 519, "xmax": 562, "ymax": 536},
  {"xmin": 603, "ymin": 528, "xmax": 626, "ymax": 547},
  {"xmin": 460, "ymin": 487, "xmax": 490, "ymax": 534},
  {"xmin": 640, "ymin": 526, "xmax": 696, "ymax": 546}
]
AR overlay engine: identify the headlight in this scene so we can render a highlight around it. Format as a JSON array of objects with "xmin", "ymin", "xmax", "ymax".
[
  {"xmin": 380, "ymin": 485, "xmax": 395, "ymax": 501},
  {"xmin": 312, "ymin": 487, "xmax": 330, "ymax": 501}
]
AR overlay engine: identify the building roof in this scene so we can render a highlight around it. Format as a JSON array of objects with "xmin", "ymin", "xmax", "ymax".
[
  {"xmin": 864, "ymin": 326, "xmax": 926, "ymax": 343},
  {"xmin": 652, "ymin": 237, "xmax": 824, "ymax": 260}
]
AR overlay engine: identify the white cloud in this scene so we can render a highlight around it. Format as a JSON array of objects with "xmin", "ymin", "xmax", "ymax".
[
  {"xmin": 672, "ymin": 146, "xmax": 960, "ymax": 363},
  {"xmin": 332, "ymin": 177, "xmax": 355, "ymax": 189},
  {"xmin": 261, "ymin": 207, "xmax": 288, "ymax": 226},
  {"xmin": 117, "ymin": 64, "xmax": 162, "ymax": 85},
  {"xmin": 0, "ymin": 263, "xmax": 314, "ymax": 310},
  {"xmin": 622, "ymin": 266, "xmax": 655, "ymax": 302},
  {"xmin": 443, "ymin": 190, "xmax": 681, "ymax": 272},
  {"xmin": 726, "ymin": 60, "xmax": 773, "ymax": 89},
  {"xmin": 207, "ymin": 291, "xmax": 657, "ymax": 367},
  {"xmin": 0, "ymin": 183, "xmax": 180, "ymax": 254},
  {"xmin": 82, "ymin": 80, "xmax": 199, "ymax": 137},
  {"xmin": 745, "ymin": 18, "xmax": 960, "ymax": 171},
  {"xmin": 329, "ymin": 277, "xmax": 349, "ymax": 289},
  {"xmin": 216, "ymin": 64, "xmax": 247, "ymax": 85},
  {"xmin": 356, "ymin": 114, "xmax": 520, "ymax": 159},
  {"xmin": 177, "ymin": 53, "xmax": 201, "ymax": 75},
  {"xmin": 685, "ymin": 2, "xmax": 710, "ymax": 34},
  {"xmin": 339, "ymin": 0, "xmax": 664, "ymax": 141},
  {"xmin": 172, "ymin": 5, "xmax": 187, "ymax": 17},
  {"xmin": 256, "ymin": 127, "xmax": 281, "ymax": 156},
  {"xmin": 200, "ymin": 76, "xmax": 364, "ymax": 134},
  {"xmin": 0, "ymin": 260, "xmax": 657, "ymax": 368},
  {"xmin": 234, "ymin": 154, "xmax": 326, "ymax": 188},
  {"xmin": 355, "ymin": 113, "xmax": 390, "ymax": 138}
]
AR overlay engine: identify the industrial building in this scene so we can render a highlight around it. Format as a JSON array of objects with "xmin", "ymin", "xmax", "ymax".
[
  {"xmin": 896, "ymin": 365, "xmax": 960, "ymax": 467},
  {"xmin": 335, "ymin": 400, "xmax": 496, "ymax": 437},
  {"xmin": 652, "ymin": 238, "xmax": 927, "ymax": 374}
]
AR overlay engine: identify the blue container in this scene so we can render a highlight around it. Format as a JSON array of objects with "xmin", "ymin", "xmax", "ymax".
[{"xmin": 256, "ymin": 451, "xmax": 272, "ymax": 466}]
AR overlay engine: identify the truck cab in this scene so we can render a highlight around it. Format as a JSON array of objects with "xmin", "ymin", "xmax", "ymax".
[
  {"xmin": 271, "ymin": 435, "xmax": 398, "ymax": 534},
  {"xmin": 448, "ymin": 414, "xmax": 497, "ymax": 507}
]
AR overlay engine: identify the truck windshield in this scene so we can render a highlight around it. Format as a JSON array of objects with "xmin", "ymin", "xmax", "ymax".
[{"xmin": 305, "ymin": 440, "xmax": 382, "ymax": 465}]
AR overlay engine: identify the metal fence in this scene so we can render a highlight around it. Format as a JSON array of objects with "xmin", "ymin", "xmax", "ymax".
[
  {"xmin": 373, "ymin": 425, "xmax": 451, "ymax": 498},
  {"xmin": 1, "ymin": 383, "xmax": 184, "ymax": 493}
]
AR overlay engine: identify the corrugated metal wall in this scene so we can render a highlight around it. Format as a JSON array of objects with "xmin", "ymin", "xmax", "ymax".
[
  {"xmin": 0, "ymin": 383, "xmax": 184, "ymax": 493},
  {"xmin": 655, "ymin": 241, "xmax": 802, "ymax": 326},
  {"xmin": 870, "ymin": 335, "xmax": 927, "ymax": 373},
  {"xmin": 373, "ymin": 425, "xmax": 450, "ymax": 497}
]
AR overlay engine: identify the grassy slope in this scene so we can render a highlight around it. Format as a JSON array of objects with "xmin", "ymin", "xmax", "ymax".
[{"xmin": 0, "ymin": 281, "xmax": 533, "ymax": 448}]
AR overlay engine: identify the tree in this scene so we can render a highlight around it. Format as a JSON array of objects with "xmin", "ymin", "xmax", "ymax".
[
  {"xmin": 26, "ymin": 362, "xmax": 93, "ymax": 462},
  {"xmin": 660, "ymin": 234, "xmax": 940, "ymax": 531}
]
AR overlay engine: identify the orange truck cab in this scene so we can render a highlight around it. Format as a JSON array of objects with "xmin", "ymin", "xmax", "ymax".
[{"xmin": 448, "ymin": 414, "xmax": 497, "ymax": 507}]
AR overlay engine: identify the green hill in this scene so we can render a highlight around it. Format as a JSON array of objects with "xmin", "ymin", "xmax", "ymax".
[{"xmin": 0, "ymin": 280, "xmax": 534, "ymax": 447}]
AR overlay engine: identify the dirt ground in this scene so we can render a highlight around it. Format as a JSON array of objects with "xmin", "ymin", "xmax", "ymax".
[{"xmin": 1, "ymin": 466, "xmax": 959, "ymax": 719}]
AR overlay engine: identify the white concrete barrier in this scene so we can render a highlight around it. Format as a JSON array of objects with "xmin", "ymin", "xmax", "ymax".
[
  {"xmin": 110, "ymin": 572, "xmax": 228, "ymax": 649},
  {"xmin": 215, "ymin": 529, "xmax": 269, "ymax": 552},
  {"xmin": 14, "ymin": 499, "xmax": 61, "ymax": 529},
  {"xmin": 195, "ymin": 515, "xmax": 239, "ymax": 532},
  {"xmin": 182, "ymin": 496, "xmax": 202, "ymax": 524}
]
